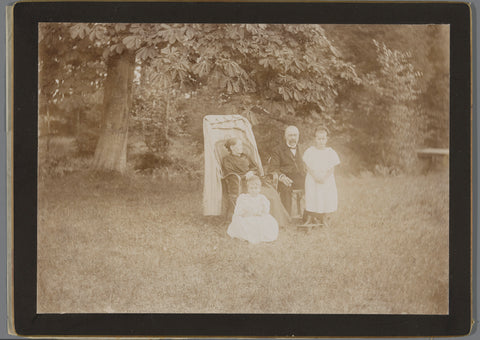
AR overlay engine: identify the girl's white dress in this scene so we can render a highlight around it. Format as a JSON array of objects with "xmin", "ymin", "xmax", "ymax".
[
  {"xmin": 227, "ymin": 193, "xmax": 279, "ymax": 244},
  {"xmin": 302, "ymin": 146, "xmax": 340, "ymax": 214}
]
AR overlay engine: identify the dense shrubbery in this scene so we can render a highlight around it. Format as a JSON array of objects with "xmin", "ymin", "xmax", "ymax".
[
  {"xmin": 75, "ymin": 131, "xmax": 99, "ymax": 157},
  {"xmin": 133, "ymin": 152, "xmax": 172, "ymax": 172}
]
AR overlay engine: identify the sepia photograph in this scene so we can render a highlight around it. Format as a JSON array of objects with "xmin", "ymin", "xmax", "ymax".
[{"xmin": 35, "ymin": 22, "xmax": 451, "ymax": 315}]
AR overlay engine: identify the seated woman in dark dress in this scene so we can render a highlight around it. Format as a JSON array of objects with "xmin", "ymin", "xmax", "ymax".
[{"xmin": 222, "ymin": 137, "xmax": 290, "ymax": 227}]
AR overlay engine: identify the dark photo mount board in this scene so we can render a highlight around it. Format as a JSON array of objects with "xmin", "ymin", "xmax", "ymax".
[{"xmin": 9, "ymin": 1, "xmax": 471, "ymax": 338}]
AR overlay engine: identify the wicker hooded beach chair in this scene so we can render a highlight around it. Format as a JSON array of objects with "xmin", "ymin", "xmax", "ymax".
[{"xmin": 202, "ymin": 115, "xmax": 264, "ymax": 217}]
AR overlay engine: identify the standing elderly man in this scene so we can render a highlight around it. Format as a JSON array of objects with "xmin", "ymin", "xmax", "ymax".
[{"xmin": 269, "ymin": 125, "xmax": 306, "ymax": 215}]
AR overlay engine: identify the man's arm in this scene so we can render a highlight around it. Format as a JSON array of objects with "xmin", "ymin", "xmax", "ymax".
[
  {"xmin": 270, "ymin": 146, "xmax": 293, "ymax": 187},
  {"xmin": 269, "ymin": 146, "xmax": 281, "ymax": 174}
]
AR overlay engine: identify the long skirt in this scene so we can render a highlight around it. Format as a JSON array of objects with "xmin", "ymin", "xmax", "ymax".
[
  {"xmin": 227, "ymin": 214, "xmax": 279, "ymax": 244},
  {"xmin": 260, "ymin": 185, "xmax": 291, "ymax": 227}
]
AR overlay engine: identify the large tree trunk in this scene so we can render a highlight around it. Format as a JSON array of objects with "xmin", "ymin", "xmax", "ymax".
[{"xmin": 92, "ymin": 51, "xmax": 135, "ymax": 173}]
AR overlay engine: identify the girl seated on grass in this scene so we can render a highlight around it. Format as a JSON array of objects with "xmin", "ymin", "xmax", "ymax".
[
  {"xmin": 302, "ymin": 126, "xmax": 340, "ymax": 227},
  {"xmin": 227, "ymin": 175, "xmax": 279, "ymax": 244}
]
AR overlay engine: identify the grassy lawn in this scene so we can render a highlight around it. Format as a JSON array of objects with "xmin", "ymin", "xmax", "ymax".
[{"xmin": 37, "ymin": 170, "xmax": 449, "ymax": 314}]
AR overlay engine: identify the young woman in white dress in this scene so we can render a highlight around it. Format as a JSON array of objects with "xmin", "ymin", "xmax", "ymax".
[
  {"xmin": 227, "ymin": 175, "xmax": 279, "ymax": 244},
  {"xmin": 302, "ymin": 127, "xmax": 340, "ymax": 226}
]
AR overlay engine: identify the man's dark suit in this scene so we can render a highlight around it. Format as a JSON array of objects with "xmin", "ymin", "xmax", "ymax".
[{"xmin": 269, "ymin": 143, "xmax": 306, "ymax": 214}]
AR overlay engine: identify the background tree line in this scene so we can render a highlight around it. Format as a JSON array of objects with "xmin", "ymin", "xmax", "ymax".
[{"xmin": 38, "ymin": 23, "xmax": 449, "ymax": 177}]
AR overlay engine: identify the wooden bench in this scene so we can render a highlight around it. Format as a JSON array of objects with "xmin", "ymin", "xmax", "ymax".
[{"xmin": 416, "ymin": 148, "xmax": 449, "ymax": 172}]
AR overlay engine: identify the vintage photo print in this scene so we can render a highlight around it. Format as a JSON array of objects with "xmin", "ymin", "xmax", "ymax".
[
  {"xmin": 37, "ymin": 22, "xmax": 450, "ymax": 314},
  {"xmin": 11, "ymin": 1, "xmax": 471, "ymax": 337}
]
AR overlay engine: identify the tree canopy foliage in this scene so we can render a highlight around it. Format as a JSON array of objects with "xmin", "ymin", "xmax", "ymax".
[{"xmin": 38, "ymin": 23, "xmax": 449, "ymax": 175}]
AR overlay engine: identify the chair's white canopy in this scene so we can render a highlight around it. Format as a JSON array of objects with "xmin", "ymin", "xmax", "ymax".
[{"xmin": 203, "ymin": 115, "xmax": 263, "ymax": 216}]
